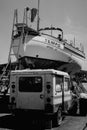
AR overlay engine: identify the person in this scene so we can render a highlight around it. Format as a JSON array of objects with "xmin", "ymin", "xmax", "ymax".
[
  {"xmin": 69, "ymin": 78, "xmax": 80, "ymax": 114},
  {"xmin": 58, "ymin": 34, "xmax": 62, "ymax": 41},
  {"xmin": 71, "ymin": 78, "xmax": 80, "ymax": 97}
]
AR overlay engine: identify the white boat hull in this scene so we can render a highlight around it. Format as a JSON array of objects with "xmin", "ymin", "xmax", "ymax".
[
  {"xmin": 13, "ymin": 35, "xmax": 73, "ymax": 62},
  {"xmin": 13, "ymin": 34, "xmax": 85, "ymax": 74}
]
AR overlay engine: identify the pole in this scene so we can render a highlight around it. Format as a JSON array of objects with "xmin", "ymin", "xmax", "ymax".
[
  {"xmin": 37, "ymin": 0, "xmax": 40, "ymax": 32},
  {"xmin": 51, "ymin": 25, "xmax": 52, "ymax": 36}
]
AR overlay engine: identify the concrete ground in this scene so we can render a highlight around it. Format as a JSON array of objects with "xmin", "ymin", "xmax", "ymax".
[{"xmin": 0, "ymin": 113, "xmax": 87, "ymax": 130}]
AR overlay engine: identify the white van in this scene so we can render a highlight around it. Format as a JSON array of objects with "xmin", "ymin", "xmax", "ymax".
[{"xmin": 10, "ymin": 69, "xmax": 71, "ymax": 125}]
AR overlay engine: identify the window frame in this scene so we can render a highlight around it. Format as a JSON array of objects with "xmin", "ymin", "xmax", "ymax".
[
  {"xmin": 64, "ymin": 77, "xmax": 69, "ymax": 91},
  {"xmin": 55, "ymin": 75, "xmax": 63, "ymax": 92},
  {"xmin": 18, "ymin": 76, "xmax": 43, "ymax": 92}
]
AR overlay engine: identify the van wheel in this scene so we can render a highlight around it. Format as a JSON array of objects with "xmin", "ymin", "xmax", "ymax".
[
  {"xmin": 53, "ymin": 107, "xmax": 62, "ymax": 126},
  {"xmin": 57, "ymin": 107, "xmax": 62, "ymax": 125}
]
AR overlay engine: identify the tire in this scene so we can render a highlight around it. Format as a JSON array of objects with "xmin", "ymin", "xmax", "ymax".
[
  {"xmin": 52, "ymin": 107, "xmax": 62, "ymax": 126},
  {"xmin": 57, "ymin": 107, "xmax": 62, "ymax": 125}
]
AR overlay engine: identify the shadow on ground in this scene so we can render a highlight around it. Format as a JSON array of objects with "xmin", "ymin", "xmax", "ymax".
[
  {"xmin": 0, "ymin": 111, "xmax": 87, "ymax": 130},
  {"xmin": 0, "ymin": 96, "xmax": 46, "ymax": 130},
  {"xmin": 0, "ymin": 113, "xmax": 46, "ymax": 130}
]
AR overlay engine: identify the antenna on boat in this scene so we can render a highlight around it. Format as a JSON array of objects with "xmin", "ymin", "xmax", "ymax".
[
  {"xmin": 51, "ymin": 25, "xmax": 53, "ymax": 36},
  {"xmin": 37, "ymin": 0, "xmax": 40, "ymax": 32},
  {"xmin": 74, "ymin": 37, "xmax": 75, "ymax": 46}
]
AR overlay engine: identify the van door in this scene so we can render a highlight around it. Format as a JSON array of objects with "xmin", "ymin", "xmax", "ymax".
[
  {"xmin": 54, "ymin": 75, "xmax": 63, "ymax": 106},
  {"xmin": 64, "ymin": 77, "xmax": 71, "ymax": 110},
  {"xmin": 16, "ymin": 75, "xmax": 45, "ymax": 110}
]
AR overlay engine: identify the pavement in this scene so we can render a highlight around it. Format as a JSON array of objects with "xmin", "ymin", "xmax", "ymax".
[
  {"xmin": 0, "ymin": 113, "xmax": 87, "ymax": 130},
  {"xmin": 55, "ymin": 115, "xmax": 87, "ymax": 130}
]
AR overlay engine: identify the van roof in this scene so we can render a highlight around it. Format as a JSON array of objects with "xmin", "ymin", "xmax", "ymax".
[{"xmin": 11, "ymin": 69, "xmax": 69, "ymax": 76}]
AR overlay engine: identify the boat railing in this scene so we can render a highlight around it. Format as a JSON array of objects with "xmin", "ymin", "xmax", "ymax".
[
  {"xmin": 39, "ymin": 27, "xmax": 63, "ymax": 40},
  {"xmin": 39, "ymin": 27, "xmax": 85, "ymax": 54},
  {"xmin": 13, "ymin": 23, "xmax": 39, "ymax": 38},
  {"xmin": 63, "ymin": 39, "xmax": 85, "ymax": 54},
  {"xmin": 13, "ymin": 22, "xmax": 85, "ymax": 55}
]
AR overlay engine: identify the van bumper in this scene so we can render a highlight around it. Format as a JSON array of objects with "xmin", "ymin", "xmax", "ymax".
[{"xmin": 12, "ymin": 109, "xmax": 54, "ymax": 118}]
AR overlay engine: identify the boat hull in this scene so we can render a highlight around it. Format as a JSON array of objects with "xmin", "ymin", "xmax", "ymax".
[
  {"xmin": 13, "ymin": 35, "xmax": 74, "ymax": 63},
  {"xmin": 13, "ymin": 34, "xmax": 85, "ymax": 74}
]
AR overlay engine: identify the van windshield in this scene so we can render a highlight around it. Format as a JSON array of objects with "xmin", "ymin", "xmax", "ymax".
[{"xmin": 19, "ymin": 77, "xmax": 42, "ymax": 92}]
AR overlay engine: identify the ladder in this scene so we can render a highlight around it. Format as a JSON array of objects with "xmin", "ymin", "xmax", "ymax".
[{"xmin": 0, "ymin": 9, "xmax": 27, "ymax": 93}]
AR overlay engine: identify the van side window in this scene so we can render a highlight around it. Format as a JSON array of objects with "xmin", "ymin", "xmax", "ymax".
[
  {"xmin": 55, "ymin": 75, "xmax": 63, "ymax": 92},
  {"xmin": 64, "ymin": 77, "xmax": 69, "ymax": 91}
]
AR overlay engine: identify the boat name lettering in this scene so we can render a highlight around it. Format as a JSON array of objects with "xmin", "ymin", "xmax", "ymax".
[{"xmin": 45, "ymin": 39, "xmax": 64, "ymax": 49}]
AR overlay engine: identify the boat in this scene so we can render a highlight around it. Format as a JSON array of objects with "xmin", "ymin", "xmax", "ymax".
[
  {"xmin": 12, "ymin": 23, "xmax": 85, "ymax": 75},
  {"xmin": 11, "ymin": 1, "xmax": 85, "ymax": 76},
  {"xmin": 0, "ymin": 1, "xmax": 86, "ymax": 95}
]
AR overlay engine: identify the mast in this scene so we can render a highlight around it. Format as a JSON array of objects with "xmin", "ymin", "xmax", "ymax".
[{"xmin": 37, "ymin": 0, "xmax": 40, "ymax": 32}]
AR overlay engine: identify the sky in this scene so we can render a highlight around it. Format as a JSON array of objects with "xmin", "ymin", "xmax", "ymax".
[{"xmin": 0, "ymin": 0, "xmax": 87, "ymax": 68}]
